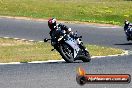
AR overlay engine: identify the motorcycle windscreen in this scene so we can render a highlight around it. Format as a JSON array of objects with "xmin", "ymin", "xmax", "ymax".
[{"xmin": 65, "ymin": 38, "xmax": 80, "ymax": 58}]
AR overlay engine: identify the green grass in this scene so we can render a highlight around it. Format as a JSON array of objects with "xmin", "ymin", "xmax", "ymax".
[
  {"xmin": 0, "ymin": 38, "xmax": 123, "ymax": 63},
  {"xmin": 0, "ymin": 0, "xmax": 132, "ymax": 25}
]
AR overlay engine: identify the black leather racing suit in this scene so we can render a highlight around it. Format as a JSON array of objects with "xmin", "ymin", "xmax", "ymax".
[
  {"xmin": 124, "ymin": 23, "xmax": 132, "ymax": 37},
  {"xmin": 49, "ymin": 23, "xmax": 71, "ymax": 46}
]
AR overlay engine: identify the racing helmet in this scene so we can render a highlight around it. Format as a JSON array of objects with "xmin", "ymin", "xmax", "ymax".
[
  {"xmin": 48, "ymin": 18, "xmax": 56, "ymax": 30},
  {"xmin": 124, "ymin": 20, "xmax": 129, "ymax": 25}
]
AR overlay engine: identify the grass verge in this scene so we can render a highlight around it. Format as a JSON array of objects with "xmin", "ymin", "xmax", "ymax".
[
  {"xmin": 0, "ymin": 38, "xmax": 123, "ymax": 63},
  {"xmin": 0, "ymin": 0, "xmax": 132, "ymax": 25}
]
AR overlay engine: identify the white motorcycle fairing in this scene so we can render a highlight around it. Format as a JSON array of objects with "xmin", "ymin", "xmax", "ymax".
[{"xmin": 65, "ymin": 37, "xmax": 80, "ymax": 58}]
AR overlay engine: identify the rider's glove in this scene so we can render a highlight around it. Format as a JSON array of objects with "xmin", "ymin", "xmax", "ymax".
[
  {"xmin": 68, "ymin": 28, "xmax": 71, "ymax": 32},
  {"xmin": 66, "ymin": 28, "xmax": 71, "ymax": 34}
]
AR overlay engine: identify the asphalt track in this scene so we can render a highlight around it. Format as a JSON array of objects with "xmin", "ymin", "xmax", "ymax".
[{"xmin": 0, "ymin": 17, "xmax": 132, "ymax": 88}]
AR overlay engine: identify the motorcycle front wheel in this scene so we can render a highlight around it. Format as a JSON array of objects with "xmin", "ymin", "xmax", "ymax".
[{"xmin": 59, "ymin": 43, "xmax": 74, "ymax": 63}]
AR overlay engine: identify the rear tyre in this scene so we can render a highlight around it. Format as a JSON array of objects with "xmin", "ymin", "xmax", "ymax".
[
  {"xmin": 81, "ymin": 51, "xmax": 91, "ymax": 62},
  {"xmin": 78, "ymin": 44, "xmax": 91, "ymax": 62},
  {"xmin": 127, "ymin": 37, "xmax": 130, "ymax": 41}
]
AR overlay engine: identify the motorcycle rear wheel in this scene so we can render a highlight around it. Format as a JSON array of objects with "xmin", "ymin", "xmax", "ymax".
[
  {"xmin": 79, "ymin": 44, "xmax": 91, "ymax": 62},
  {"xmin": 81, "ymin": 51, "xmax": 91, "ymax": 62}
]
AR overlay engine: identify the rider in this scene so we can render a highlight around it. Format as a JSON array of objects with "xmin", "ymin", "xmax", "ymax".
[
  {"xmin": 124, "ymin": 20, "xmax": 132, "ymax": 37},
  {"xmin": 48, "ymin": 18, "xmax": 72, "ymax": 46},
  {"xmin": 48, "ymin": 18, "xmax": 87, "ymax": 51}
]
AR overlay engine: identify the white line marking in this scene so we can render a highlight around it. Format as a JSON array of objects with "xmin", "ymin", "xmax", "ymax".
[
  {"xmin": 29, "ymin": 40, "xmax": 34, "ymax": 42},
  {"xmin": 28, "ymin": 59, "xmax": 65, "ymax": 64},
  {"xmin": 91, "ymin": 50, "xmax": 128, "ymax": 59},
  {"xmin": 3, "ymin": 37, "xmax": 10, "ymax": 39},
  {"xmin": 14, "ymin": 38, "xmax": 20, "ymax": 40},
  {"xmin": 0, "ymin": 62, "xmax": 21, "ymax": 65},
  {"xmin": 97, "ymin": 26, "xmax": 121, "ymax": 28},
  {"xmin": 21, "ymin": 39, "xmax": 26, "ymax": 41},
  {"xmin": 38, "ymin": 41, "xmax": 44, "ymax": 43}
]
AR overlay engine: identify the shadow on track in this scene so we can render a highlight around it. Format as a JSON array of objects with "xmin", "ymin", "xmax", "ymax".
[{"xmin": 114, "ymin": 43, "xmax": 132, "ymax": 46}]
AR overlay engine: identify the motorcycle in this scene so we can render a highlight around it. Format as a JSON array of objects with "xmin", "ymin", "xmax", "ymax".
[
  {"xmin": 124, "ymin": 20, "xmax": 132, "ymax": 41},
  {"xmin": 44, "ymin": 31, "xmax": 91, "ymax": 63},
  {"xmin": 125, "ymin": 27, "xmax": 132, "ymax": 41}
]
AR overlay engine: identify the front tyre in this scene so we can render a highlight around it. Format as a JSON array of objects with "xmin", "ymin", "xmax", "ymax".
[{"xmin": 59, "ymin": 43, "xmax": 74, "ymax": 63}]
